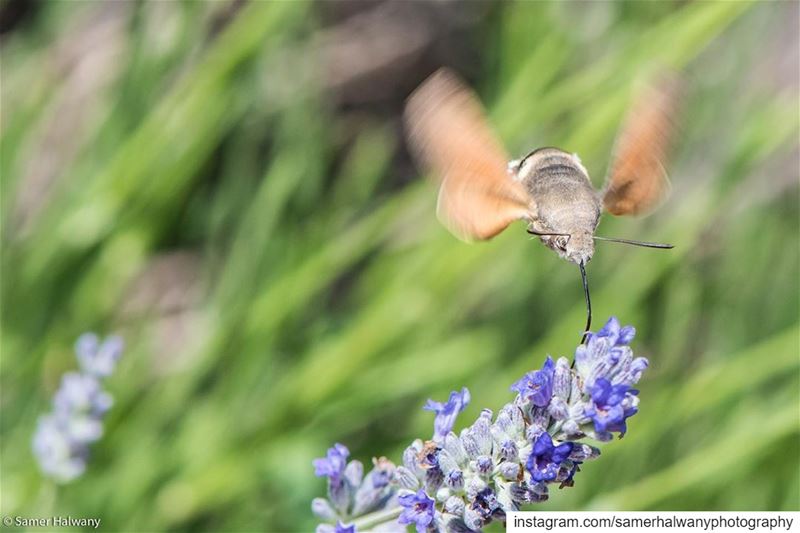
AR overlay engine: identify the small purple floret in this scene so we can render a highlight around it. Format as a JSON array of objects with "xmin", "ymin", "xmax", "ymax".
[
  {"xmin": 76, "ymin": 334, "xmax": 123, "ymax": 377},
  {"xmin": 591, "ymin": 316, "xmax": 635, "ymax": 347},
  {"xmin": 526, "ymin": 432, "xmax": 574, "ymax": 482},
  {"xmin": 585, "ymin": 378, "xmax": 639, "ymax": 437},
  {"xmin": 398, "ymin": 489, "xmax": 435, "ymax": 533},
  {"xmin": 313, "ymin": 443, "xmax": 350, "ymax": 484},
  {"xmin": 423, "ymin": 387, "xmax": 470, "ymax": 441},
  {"xmin": 511, "ymin": 356, "xmax": 555, "ymax": 407},
  {"xmin": 472, "ymin": 487, "xmax": 503, "ymax": 521}
]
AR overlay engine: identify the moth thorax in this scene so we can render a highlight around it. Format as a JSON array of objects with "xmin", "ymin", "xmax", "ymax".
[{"xmin": 517, "ymin": 147, "xmax": 588, "ymax": 182}]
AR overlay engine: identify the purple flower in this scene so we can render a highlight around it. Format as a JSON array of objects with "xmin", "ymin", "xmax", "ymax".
[
  {"xmin": 511, "ymin": 356, "xmax": 555, "ymax": 407},
  {"xmin": 445, "ymin": 469, "xmax": 464, "ymax": 490},
  {"xmin": 53, "ymin": 373, "xmax": 112, "ymax": 417},
  {"xmin": 314, "ymin": 444, "xmax": 350, "ymax": 484},
  {"xmin": 574, "ymin": 317, "xmax": 647, "ymax": 393},
  {"xmin": 472, "ymin": 487, "xmax": 503, "ymax": 521},
  {"xmin": 476, "ymin": 456, "xmax": 493, "ymax": 475},
  {"xmin": 592, "ymin": 317, "xmax": 635, "ymax": 347},
  {"xmin": 76, "ymin": 333, "xmax": 123, "ymax": 377},
  {"xmin": 335, "ymin": 522, "xmax": 356, "ymax": 533},
  {"xmin": 499, "ymin": 439, "xmax": 518, "ymax": 461},
  {"xmin": 398, "ymin": 489, "xmax": 435, "ymax": 533},
  {"xmin": 423, "ymin": 388, "xmax": 470, "ymax": 441},
  {"xmin": 32, "ymin": 415, "xmax": 87, "ymax": 482},
  {"xmin": 526, "ymin": 432, "xmax": 574, "ymax": 482},
  {"xmin": 32, "ymin": 333, "xmax": 123, "ymax": 484},
  {"xmin": 585, "ymin": 378, "xmax": 639, "ymax": 437}
]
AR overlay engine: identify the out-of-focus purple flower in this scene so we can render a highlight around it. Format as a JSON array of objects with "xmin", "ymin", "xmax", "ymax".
[
  {"xmin": 76, "ymin": 334, "xmax": 123, "ymax": 377},
  {"xmin": 32, "ymin": 333, "xmax": 122, "ymax": 483},
  {"xmin": 511, "ymin": 356, "xmax": 555, "ymax": 407},
  {"xmin": 585, "ymin": 378, "xmax": 639, "ymax": 438},
  {"xmin": 53, "ymin": 373, "xmax": 113, "ymax": 417},
  {"xmin": 526, "ymin": 432, "xmax": 574, "ymax": 482},
  {"xmin": 314, "ymin": 444, "xmax": 350, "ymax": 484},
  {"xmin": 32, "ymin": 415, "xmax": 87, "ymax": 483},
  {"xmin": 423, "ymin": 388, "xmax": 470, "ymax": 441},
  {"xmin": 398, "ymin": 489, "xmax": 435, "ymax": 533}
]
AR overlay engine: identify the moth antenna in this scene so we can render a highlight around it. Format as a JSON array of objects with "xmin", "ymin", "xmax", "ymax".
[
  {"xmin": 579, "ymin": 261, "xmax": 591, "ymax": 345},
  {"xmin": 593, "ymin": 236, "xmax": 674, "ymax": 249}
]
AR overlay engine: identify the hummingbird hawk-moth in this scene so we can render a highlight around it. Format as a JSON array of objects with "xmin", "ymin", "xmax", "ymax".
[{"xmin": 404, "ymin": 68, "xmax": 680, "ymax": 341}]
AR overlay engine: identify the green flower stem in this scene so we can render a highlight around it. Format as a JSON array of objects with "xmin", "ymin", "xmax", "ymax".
[{"xmin": 351, "ymin": 506, "xmax": 403, "ymax": 530}]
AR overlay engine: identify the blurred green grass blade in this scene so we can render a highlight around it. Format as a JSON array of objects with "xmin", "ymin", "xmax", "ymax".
[
  {"xmin": 588, "ymin": 402, "xmax": 799, "ymax": 510},
  {"xmin": 330, "ymin": 124, "xmax": 395, "ymax": 209},
  {"xmin": 663, "ymin": 326, "xmax": 799, "ymax": 421},
  {"xmin": 9, "ymin": 0, "xmax": 307, "ymax": 295},
  {"xmin": 495, "ymin": 0, "xmax": 754, "ymax": 143}
]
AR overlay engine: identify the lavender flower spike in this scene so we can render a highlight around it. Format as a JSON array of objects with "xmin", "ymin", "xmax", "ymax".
[
  {"xmin": 32, "ymin": 333, "xmax": 123, "ymax": 483},
  {"xmin": 423, "ymin": 387, "xmax": 470, "ymax": 442},
  {"xmin": 312, "ymin": 316, "xmax": 649, "ymax": 532}
]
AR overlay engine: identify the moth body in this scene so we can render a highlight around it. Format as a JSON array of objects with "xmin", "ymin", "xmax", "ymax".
[{"xmin": 511, "ymin": 147, "xmax": 601, "ymax": 265}]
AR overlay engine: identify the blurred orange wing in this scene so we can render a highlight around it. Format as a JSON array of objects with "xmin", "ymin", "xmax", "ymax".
[
  {"xmin": 603, "ymin": 74, "xmax": 682, "ymax": 216},
  {"xmin": 404, "ymin": 69, "xmax": 534, "ymax": 241}
]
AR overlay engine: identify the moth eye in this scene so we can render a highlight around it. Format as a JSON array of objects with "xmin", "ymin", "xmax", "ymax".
[{"xmin": 556, "ymin": 236, "xmax": 568, "ymax": 249}]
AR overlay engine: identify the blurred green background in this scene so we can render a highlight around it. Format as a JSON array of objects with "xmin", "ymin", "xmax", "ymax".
[{"xmin": 1, "ymin": 0, "xmax": 798, "ymax": 531}]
